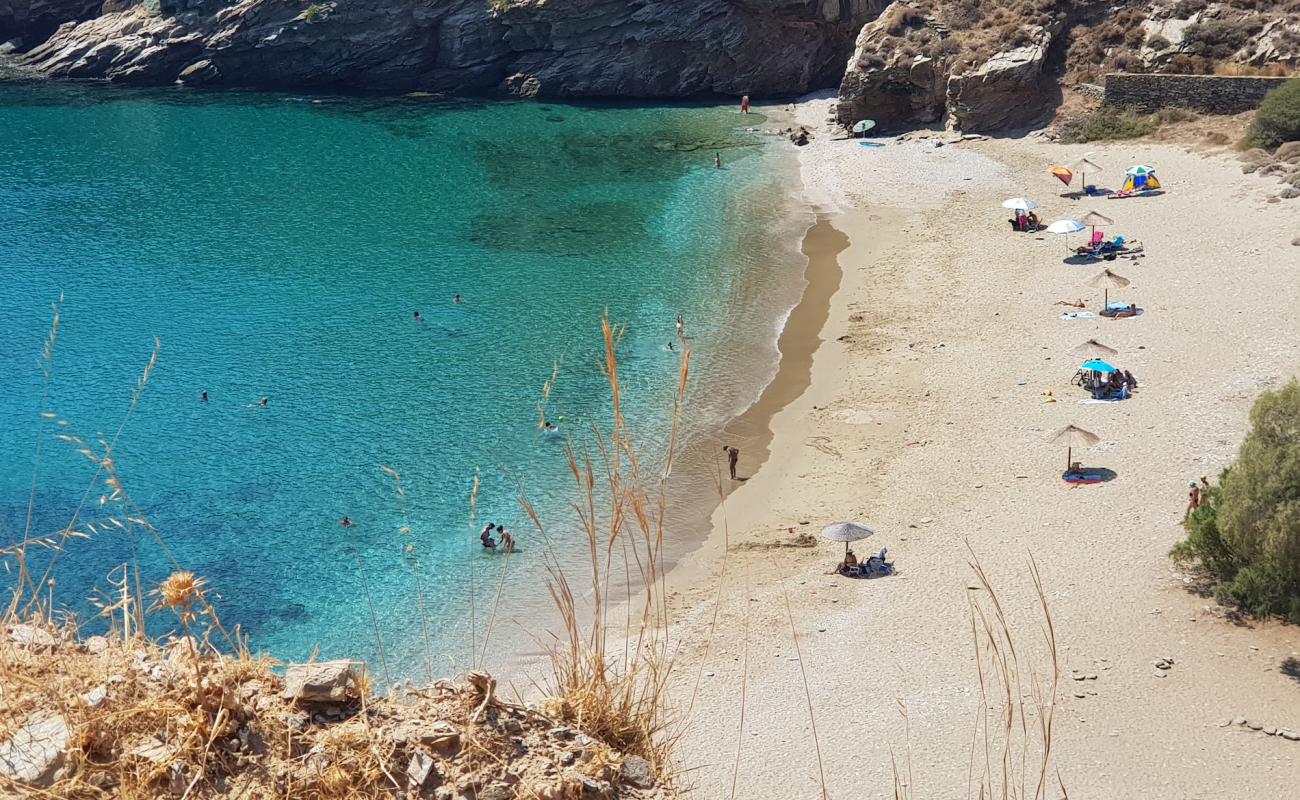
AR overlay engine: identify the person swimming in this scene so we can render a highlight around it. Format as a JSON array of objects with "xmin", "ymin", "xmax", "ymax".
[
  {"xmin": 414, "ymin": 310, "xmax": 424, "ymax": 322},
  {"xmin": 259, "ymin": 397, "xmax": 269, "ymax": 407},
  {"xmin": 543, "ymin": 421, "xmax": 559, "ymax": 433},
  {"xmin": 200, "ymin": 389, "xmax": 208, "ymax": 403},
  {"xmin": 340, "ymin": 516, "xmax": 355, "ymax": 528},
  {"xmin": 667, "ymin": 341, "xmax": 676, "ymax": 352},
  {"xmin": 453, "ymin": 294, "xmax": 462, "ymax": 304}
]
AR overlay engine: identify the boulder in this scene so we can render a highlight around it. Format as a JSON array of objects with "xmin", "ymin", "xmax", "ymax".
[
  {"xmin": 406, "ymin": 750, "xmax": 437, "ymax": 790},
  {"xmin": 1275, "ymin": 141, "xmax": 1300, "ymax": 163},
  {"xmin": 946, "ymin": 25, "xmax": 1058, "ymax": 132},
  {"xmin": 0, "ymin": 712, "xmax": 71, "ymax": 788},
  {"xmin": 618, "ymin": 754, "xmax": 654, "ymax": 789},
  {"xmin": 282, "ymin": 660, "xmax": 359, "ymax": 703},
  {"xmin": 8, "ymin": 623, "xmax": 57, "ymax": 651},
  {"xmin": 178, "ymin": 58, "xmax": 220, "ymax": 85}
]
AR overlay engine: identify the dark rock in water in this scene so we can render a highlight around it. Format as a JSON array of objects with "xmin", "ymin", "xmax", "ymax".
[
  {"xmin": 545, "ymin": 115, "xmax": 565, "ymax": 123},
  {"xmin": 19, "ymin": 0, "xmax": 877, "ymax": 98}
]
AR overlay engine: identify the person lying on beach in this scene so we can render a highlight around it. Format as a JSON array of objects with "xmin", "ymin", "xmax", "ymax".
[
  {"xmin": 1110, "ymin": 303, "xmax": 1138, "ymax": 318},
  {"xmin": 1054, "ymin": 298, "xmax": 1086, "ymax": 308}
]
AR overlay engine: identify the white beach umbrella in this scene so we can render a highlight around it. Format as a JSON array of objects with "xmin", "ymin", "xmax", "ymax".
[
  {"xmin": 821, "ymin": 521, "xmax": 874, "ymax": 558},
  {"xmin": 1046, "ymin": 219, "xmax": 1085, "ymax": 234},
  {"xmin": 1002, "ymin": 197, "xmax": 1039, "ymax": 211},
  {"xmin": 1047, "ymin": 219, "xmax": 1086, "ymax": 252}
]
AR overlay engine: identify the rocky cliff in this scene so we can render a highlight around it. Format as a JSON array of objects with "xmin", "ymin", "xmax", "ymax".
[
  {"xmin": 835, "ymin": 0, "xmax": 1299, "ymax": 133},
  {"xmin": 5, "ymin": 0, "xmax": 1297, "ymax": 129},
  {"xmin": 9, "ymin": 0, "xmax": 883, "ymax": 97}
]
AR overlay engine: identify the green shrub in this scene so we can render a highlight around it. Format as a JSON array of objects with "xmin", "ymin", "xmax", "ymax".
[
  {"xmin": 1057, "ymin": 106, "xmax": 1158, "ymax": 143},
  {"xmin": 1246, "ymin": 76, "xmax": 1300, "ymax": 150},
  {"xmin": 1172, "ymin": 380, "xmax": 1300, "ymax": 621},
  {"xmin": 303, "ymin": 3, "xmax": 325, "ymax": 22}
]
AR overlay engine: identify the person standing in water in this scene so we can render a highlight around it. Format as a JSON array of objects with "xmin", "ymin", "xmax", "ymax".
[
  {"xmin": 714, "ymin": 153, "xmax": 721, "ymax": 169},
  {"xmin": 413, "ymin": 310, "xmax": 424, "ymax": 322},
  {"xmin": 723, "ymin": 445, "xmax": 739, "ymax": 480},
  {"xmin": 340, "ymin": 516, "xmax": 355, "ymax": 529},
  {"xmin": 200, "ymin": 389, "xmax": 208, "ymax": 403},
  {"xmin": 676, "ymin": 314, "xmax": 684, "ymax": 337},
  {"xmin": 453, "ymin": 294, "xmax": 462, "ymax": 304},
  {"xmin": 740, "ymin": 95, "xmax": 750, "ymax": 114}
]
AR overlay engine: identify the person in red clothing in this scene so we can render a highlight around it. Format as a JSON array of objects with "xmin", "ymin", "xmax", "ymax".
[{"xmin": 740, "ymin": 95, "xmax": 750, "ymax": 114}]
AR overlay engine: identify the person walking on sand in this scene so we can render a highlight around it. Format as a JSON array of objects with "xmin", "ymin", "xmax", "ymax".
[
  {"xmin": 723, "ymin": 445, "xmax": 739, "ymax": 480},
  {"xmin": 1185, "ymin": 480, "xmax": 1201, "ymax": 520},
  {"xmin": 740, "ymin": 95, "xmax": 750, "ymax": 114}
]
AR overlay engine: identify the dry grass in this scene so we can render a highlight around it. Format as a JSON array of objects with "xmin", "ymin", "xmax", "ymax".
[
  {"xmin": 892, "ymin": 550, "xmax": 1064, "ymax": 800},
  {"xmin": 521, "ymin": 313, "xmax": 687, "ymax": 774}
]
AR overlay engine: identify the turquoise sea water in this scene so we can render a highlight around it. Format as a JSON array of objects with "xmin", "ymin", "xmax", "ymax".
[{"xmin": 0, "ymin": 85, "xmax": 804, "ymax": 676}]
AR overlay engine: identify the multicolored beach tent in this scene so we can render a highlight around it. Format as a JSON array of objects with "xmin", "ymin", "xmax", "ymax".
[{"xmin": 1120, "ymin": 165, "xmax": 1160, "ymax": 192}]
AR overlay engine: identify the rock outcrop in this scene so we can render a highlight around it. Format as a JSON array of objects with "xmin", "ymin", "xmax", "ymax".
[
  {"xmin": 20, "ymin": 0, "xmax": 880, "ymax": 97},
  {"xmin": 835, "ymin": 8, "xmax": 945, "ymax": 129},
  {"xmin": 837, "ymin": 3, "xmax": 1059, "ymax": 133},
  {"xmin": 947, "ymin": 24, "xmax": 1058, "ymax": 131},
  {"xmin": 0, "ymin": 0, "xmax": 101, "ymax": 46}
]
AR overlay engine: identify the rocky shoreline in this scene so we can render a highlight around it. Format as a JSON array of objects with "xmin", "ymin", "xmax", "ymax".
[
  {"xmin": 1, "ymin": 0, "xmax": 880, "ymax": 97},
  {"xmin": 2, "ymin": 1, "xmax": 1297, "ymax": 132}
]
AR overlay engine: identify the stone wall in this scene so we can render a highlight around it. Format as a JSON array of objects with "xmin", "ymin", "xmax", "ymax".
[{"xmin": 1104, "ymin": 73, "xmax": 1290, "ymax": 114}]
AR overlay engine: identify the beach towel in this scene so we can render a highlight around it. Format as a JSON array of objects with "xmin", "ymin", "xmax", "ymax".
[
  {"xmin": 1060, "ymin": 311, "xmax": 1098, "ymax": 320},
  {"xmin": 1064, "ymin": 472, "xmax": 1106, "ymax": 484}
]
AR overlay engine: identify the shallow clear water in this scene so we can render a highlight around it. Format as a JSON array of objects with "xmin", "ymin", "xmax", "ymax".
[{"xmin": 0, "ymin": 84, "xmax": 804, "ymax": 676}]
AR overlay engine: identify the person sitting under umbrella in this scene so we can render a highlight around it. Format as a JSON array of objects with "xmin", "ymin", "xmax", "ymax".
[{"xmin": 835, "ymin": 549, "xmax": 859, "ymax": 575}]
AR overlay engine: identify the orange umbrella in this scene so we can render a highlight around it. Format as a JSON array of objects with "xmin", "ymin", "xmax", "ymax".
[{"xmin": 1050, "ymin": 166, "xmax": 1073, "ymax": 187}]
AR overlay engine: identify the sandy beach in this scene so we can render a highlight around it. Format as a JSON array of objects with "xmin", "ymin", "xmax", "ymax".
[{"xmin": 663, "ymin": 95, "xmax": 1300, "ymax": 797}]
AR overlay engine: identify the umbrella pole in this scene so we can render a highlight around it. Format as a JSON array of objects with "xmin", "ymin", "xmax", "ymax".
[
  {"xmin": 1104, "ymin": 288, "xmax": 1109, "ymax": 309},
  {"xmin": 1066, "ymin": 446, "xmax": 1072, "ymax": 474}
]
